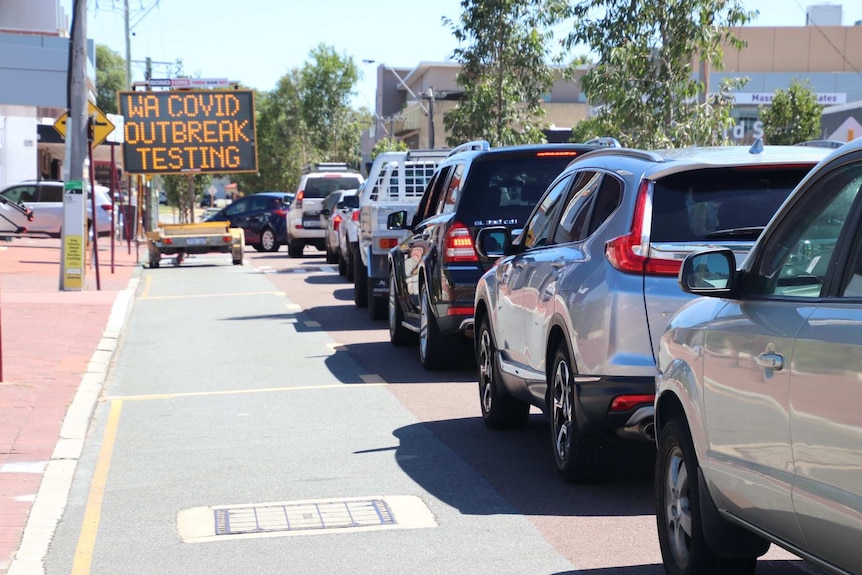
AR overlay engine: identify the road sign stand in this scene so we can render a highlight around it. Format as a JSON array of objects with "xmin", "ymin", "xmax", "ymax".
[{"xmin": 87, "ymin": 115, "xmax": 101, "ymax": 291}]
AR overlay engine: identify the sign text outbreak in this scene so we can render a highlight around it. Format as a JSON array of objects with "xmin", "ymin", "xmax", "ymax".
[{"xmin": 118, "ymin": 90, "xmax": 257, "ymax": 174}]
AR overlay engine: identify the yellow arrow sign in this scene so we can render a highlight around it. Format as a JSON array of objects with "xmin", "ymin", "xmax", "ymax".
[{"xmin": 53, "ymin": 101, "xmax": 116, "ymax": 146}]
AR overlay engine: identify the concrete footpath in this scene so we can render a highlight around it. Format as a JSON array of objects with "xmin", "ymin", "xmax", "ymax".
[{"xmin": 0, "ymin": 235, "xmax": 141, "ymax": 573}]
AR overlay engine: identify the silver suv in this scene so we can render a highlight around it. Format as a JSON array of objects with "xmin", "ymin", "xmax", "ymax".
[
  {"xmin": 655, "ymin": 139, "xmax": 862, "ymax": 575},
  {"xmin": 472, "ymin": 141, "xmax": 832, "ymax": 483}
]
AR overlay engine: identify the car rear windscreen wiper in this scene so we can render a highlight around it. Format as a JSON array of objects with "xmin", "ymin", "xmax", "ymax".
[{"xmin": 704, "ymin": 226, "xmax": 765, "ymax": 240}]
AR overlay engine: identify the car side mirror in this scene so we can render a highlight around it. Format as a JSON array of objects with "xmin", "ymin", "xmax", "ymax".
[
  {"xmin": 475, "ymin": 226, "xmax": 512, "ymax": 259},
  {"xmin": 319, "ymin": 208, "xmax": 331, "ymax": 217},
  {"xmin": 387, "ymin": 210, "xmax": 408, "ymax": 230},
  {"xmin": 679, "ymin": 249, "xmax": 737, "ymax": 297}
]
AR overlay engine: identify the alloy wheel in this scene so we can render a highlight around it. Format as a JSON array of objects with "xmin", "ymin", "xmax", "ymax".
[
  {"xmin": 664, "ymin": 445, "xmax": 692, "ymax": 568},
  {"xmin": 261, "ymin": 229, "xmax": 275, "ymax": 251},
  {"xmin": 419, "ymin": 290, "xmax": 429, "ymax": 361},
  {"xmin": 552, "ymin": 358, "xmax": 573, "ymax": 463},
  {"xmin": 479, "ymin": 328, "xmax": 494, "ymax": 413}
]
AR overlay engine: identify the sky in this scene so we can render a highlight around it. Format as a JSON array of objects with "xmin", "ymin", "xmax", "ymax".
[{"xmin": 63, "ymin": 0, "xmax": 862, "ymax": 109}]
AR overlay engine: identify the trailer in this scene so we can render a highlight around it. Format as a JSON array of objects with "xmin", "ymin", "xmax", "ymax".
[{"xmin": 146, "ymin": 221, "xmax": 244, "ymax": 268}]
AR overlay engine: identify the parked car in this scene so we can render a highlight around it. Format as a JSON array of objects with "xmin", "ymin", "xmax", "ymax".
[
  {"xmin": 337, "ymin": 185, "xmax": 362, "ymax": 279},
  {"xmin": 319, "ymin": 188, "xmax": 359, "ymax": 266},
  {"xmin": 655, "ymin": 138, "xmax": 862, "ymax": 575},
  {"xmin": 203, "ymin": 192, "xmax": 291, "ymax": 252},
  {"xmin": 286, "ymin": 163, "xmax": 363, "ymax": 257},
  {"xmin": 158, "ymin": 191, "xmax": 168, "ymax": 205},
  {"xmin": 0, "ymin": 180, "xmax": 114, "ymax": 237},
  {"xmin": 471, "ymin": 141, "xmax": 833, "ymax": 482},
  {"xmin": 387, "ymin": 141, "xmax": 603, "ymax": 370}
]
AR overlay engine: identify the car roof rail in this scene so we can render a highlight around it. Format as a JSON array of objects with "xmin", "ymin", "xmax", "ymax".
[
  {"xmin": 794, "ymin": 139, "xmax": 845, "ymax": 149},
  {"xmin": 583, "ymin": 137, "xmax": 622, "ymax": 148},
  {"xmin": 302, "ymin": 162, "xmax": 353, "ymax": 174},
  {"xmin": 447, "ymin": 140, "xmax": 491, "ymax": 157},
  {"xmin": 579, "ymin": 147, "xmax": 665, "ymax": 163}
]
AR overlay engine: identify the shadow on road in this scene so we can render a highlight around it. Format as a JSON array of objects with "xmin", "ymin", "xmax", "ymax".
[{"xmin": 554, "ymin": 561, "xmax": 817, "ymax": 574}]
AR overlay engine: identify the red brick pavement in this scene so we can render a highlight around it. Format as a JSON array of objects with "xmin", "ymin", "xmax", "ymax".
[{"xmin": 0, "ymin": 235, "xmax": 141, "ymax": 572}]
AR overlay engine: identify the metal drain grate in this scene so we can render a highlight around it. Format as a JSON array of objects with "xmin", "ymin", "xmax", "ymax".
[{"xmin": 213, "ymin": 498, "xmax": 395, "ymax": 536}]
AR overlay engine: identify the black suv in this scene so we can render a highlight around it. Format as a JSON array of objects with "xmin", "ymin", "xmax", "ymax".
[
  {"xmin": 386, "ymin": 140, "xmax": 602, "ymax": 370},
  {"xmin": 204, "ymin": 192, "xmax": 291, "ymax": 252}
]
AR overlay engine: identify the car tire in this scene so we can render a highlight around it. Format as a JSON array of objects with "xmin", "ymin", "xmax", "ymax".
[
  {"xmin": 252, "ymin": 244, "xmax": 265, "ymax": 252},
  {"xmin": 477, "ymin": 316, "xmax": 529, "ymax": 429},
  {"xmin": 345, "ymin": 243, "xmax": 355, "ymax": 282},
  {"xmin": 368, "ymin": 276, "xmax": 386, "ymax": 321},
  {"xmin": 288, "ymin": 238, "xmax": 304, "ymax": 258},
  {"xmin": 325, "ymin": 241, "xmax": 338, "ymax": 264},
  {"xmin": 354, "ymin": 244, "xmax": 368, "ymax": 308},
  {"xmin": 260, "ymin": 228, "xmax": 280, "ymax": 252},
  {"xmin": 389, "ymin": 270, "xmax": 416, "ymax": 345},
  {"xmin": 656, "ymin": 418, "xmax": 759, "ymax": 575},
  {"xmin": 549, "ymin": 343, "xmax": 604, "ymax": 483},
  {"xmin": 338, "ymin": 252, "xmax": 347, "ymax": 276},
  {"xmin": 419, "ymin": 284, "xmax": 457, "ymax": 371}
]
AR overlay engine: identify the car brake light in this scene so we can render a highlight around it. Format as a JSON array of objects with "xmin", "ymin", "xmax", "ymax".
[
  {"xmin": 605, "ymin": 181, "xmax": 680, "ymax": 276},
  {"xmin": 164, "ymin": 238, "xmax": 173, "ymax": 245},
  {"xmin": 100, "ymin": 203, "xmax": 112, "ymax": 214},
  {"xmin": 333, "ymin": 214, "xmax": 343, "ymax": 231},
  {"xmin": 378, "ymin": 238, "xmax": 398, "ymax": 249},
  {"xmin": 273, "ymin": 208, "xmax": 287, "ymax": 217},
  {"xmin": 351, "ymin": 210, "xmax": 360, "ymax": 222},
  {"xmin": 446, "ymin": 305, "xmax": 474, "ymax": 316},
  {"xmin": 610, "ymin": 394, "xmax": 655, "ymax": 412},
  {"xmin": 223, "ymin": 235, "xmax": 232, "ymax": 243},
  {"xmin": 444, "ymin": 222, "xmax": 478, "ymax": 263},
  {"xmin": 535, "ymin": 151, "xmax": 580, "ymax": 157},
  {"xmin": 295, "ymin": 190, "xmax": 304, "ymax": 209}
]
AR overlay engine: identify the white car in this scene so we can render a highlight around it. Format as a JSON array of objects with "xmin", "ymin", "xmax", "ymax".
[
  {"xmin": 286, "ymin": 163, "xmax": 363, "ymax": 258},
  {"xmin": 0, "ymin": 180, "xmax": 115, "ymax": 237}
]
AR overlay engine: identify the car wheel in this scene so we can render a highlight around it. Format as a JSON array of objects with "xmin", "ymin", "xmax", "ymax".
[
  {"xmin": 656, "ymin": 418, "xmax": 758, "ymax": 575},
  {"xmin": 252, "ymin": 244, "xmax": 265, "ymax": 252},
  {"xmin": 338, "ymin": 252, "xmax": 347, "ymax": 276},
  {"xmin": 325, "ymin": 241, "xmax": 338, "ymax": 264},
  {"xmin": 549, "ymin": 343, "xmax": 603, "ymax": 483},
  {"xmin": 368, "ymin": 276, "xmax": 386, "ymax": 321},
  {"xmin": 478, "ymin": 316, "xmax": 529, "ymax": 429},
  {"xmin": 419, "ymin": 285, "xmax": 456, "ymax": 371},
  {"xmin": 260, "ymin": 228, "xmax": 279, "ymax": 252},
  {"xmin": 288, "ymin": 238, "xmax": 304, "ymax": 258},
  {"xmin": 389, "ymin": 270, "xmax": 416, "ymax": 345},
  {"xmin": 354, "ymin": 244, "xmax": 368, "ymax": 308},
  {"xmin": 345, "ymin": 244, "xmax": 355, "ymax": 282}
]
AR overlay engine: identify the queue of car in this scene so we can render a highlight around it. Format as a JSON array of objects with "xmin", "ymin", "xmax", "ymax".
[{"xmin": 294, "ymin": 137, "xmax": 861, "ymax": 575}]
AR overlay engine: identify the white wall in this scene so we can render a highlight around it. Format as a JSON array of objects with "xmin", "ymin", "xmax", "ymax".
[{"xmin": 0, "ymin": 106, "xmax": 37, "ymax": 187}]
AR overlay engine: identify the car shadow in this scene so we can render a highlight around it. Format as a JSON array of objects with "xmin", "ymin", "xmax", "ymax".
[
  {"xmin": 554, "ymin": 562, "xmax": 817, "ymax": 574},
  {"xmin": 324, "ymin": 341, "xmax": 475, "ymax": 385}
]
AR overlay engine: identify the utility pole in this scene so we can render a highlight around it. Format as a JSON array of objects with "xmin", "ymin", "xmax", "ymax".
[
  {"xmin": 124, "ymin": 0, "xmax": 131, "ymax": 88},
  {"xmin": 69, "ymin": 0, "xmax": 88, "ymax": 182},
  {"xmin": 426, "ymin": 88, "xmax": 435, "ymax": 149}
]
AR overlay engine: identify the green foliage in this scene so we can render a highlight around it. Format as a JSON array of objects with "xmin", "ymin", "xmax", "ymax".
[
  {"xmin": 371, "ymin": 138, "xmax": 409, "ymax": 159},
  {"xmin": 443, "ymin": 0, "xmax": 568, "ymax": 147},
  {"xmin": 231, "ymin": 46, "xmax": 370, "ymax": 194},
  {"xmin": 563, "ymin": 0, "xmax": 755, "ymax": 148},
  {"xmin": 759, "ymin": 80, "xmax": 823, "ymax": 145},
  {"xmin": 95, "ymin": 44, "xmax": 126, "ymax": 114}
]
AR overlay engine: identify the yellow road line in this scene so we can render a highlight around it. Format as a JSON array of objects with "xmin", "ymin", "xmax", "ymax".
[
  {"xmin": 140, "ymin": 275, "xmax": 152, "ymax": 299},
  {"xmin": 71, "ymin": 399, "xmax": 123, "ymax": 575},
  {"xmin": 139, "ymin": 291, "xmax": 282, "ymax": 300},
  {"xmin": 106, "ymin": 382, "xmax": 387, "ymax": 402}
]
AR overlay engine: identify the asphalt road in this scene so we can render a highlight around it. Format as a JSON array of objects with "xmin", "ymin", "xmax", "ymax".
[{"xmin": 43, "ymin": 247, "xmax": 824, "ymax": 575}]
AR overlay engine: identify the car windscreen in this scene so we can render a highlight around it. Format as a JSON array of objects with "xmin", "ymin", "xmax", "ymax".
[
  {"xmin": 340, "ymin": 195, "xmax": 360, "ymax": 209},
  {"xmin": 456, "ymin": 154, "xmax": 577, "ymax": 227},
  {"xmin": 650, "ymin": 166, "xmax": 816, "ymax": 242},
  {"xmin": 303, "ymin": 176, "xmax": 362, "ymax": 199}
]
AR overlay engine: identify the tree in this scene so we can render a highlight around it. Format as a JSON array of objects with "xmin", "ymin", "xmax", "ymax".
[
  {"xmin": 443, "ymin": 0, "xmax": 568, "ymax": 147},
  {"xmin": 371, "ymin": 138, "xmax": 409, "ymax": 160},
  {"xmin": 563, "ymin": 0, "xmax": 755, "ymax": 148},
  {"xmin": 299, "ymin": 44, "xmax": 363, "ymax": 164},
  {"xmin": 95, "ymin": 44, "xmax": 126, "ymax": 114},
  {"xmin": 759, "ymin": 80, "xmax": 823, "ymax": 145}
]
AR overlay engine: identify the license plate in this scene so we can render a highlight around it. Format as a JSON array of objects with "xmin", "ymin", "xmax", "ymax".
[
  {"xmin": 303, "ymin": 219, "xmax": 321, "ymax": 229},
  {"xmin": 187, "ymin": 237, "xmax": 207, "ymax": 246}
]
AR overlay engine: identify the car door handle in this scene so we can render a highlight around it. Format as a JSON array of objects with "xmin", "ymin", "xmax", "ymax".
[{"xmin": 756, "ymin": 353, "xmax": 784, "ymax": 371}]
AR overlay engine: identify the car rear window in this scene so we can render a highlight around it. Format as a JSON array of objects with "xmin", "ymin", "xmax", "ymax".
[
  {"xmin": 303, "ymin": 176, "xmax": 362, "ymax": 199},
  {"xmin": 456, "ymin": 155, "xmax": 577, "ymax": 225},
  {"xmin": 650, "ymin": 166, "xmax": 815, "ymax": 242},
  {"xmin": 341, "ymin": 195, "xmax": 359, "ymax": 209}
]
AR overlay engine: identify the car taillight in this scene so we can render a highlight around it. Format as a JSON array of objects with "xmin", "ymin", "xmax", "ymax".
[
  {"xmin": 295, "ymin": 190, "xmax": 304, "ymax": 209},
  {"xmin": 378, "ymin": 238, "xmax": 398, "ymax": 249},
  {"xmin": 273, "ymin": 208, "xmax": 287, "ymax": 217},
  {"xmin": 333, "ymin": 214, "xmax": 343, "ymax": 231},
  {"xmin": 351, "ymin": 210, "xmax": 360, "ymax": 222},
  {"xmin": 609, "ymin": 394, "xmax": 655, "ymax": 412},
  {"xmin": 605, "ymin": 180, "xmax": 680, "ymax": 276},
  {"xmin": 444, "ymin": 222, "xmax": 478, "ymax": 263},
  {"xmin": 100, "ymin": 203, "xmax": 112, "ymax": 214}
]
